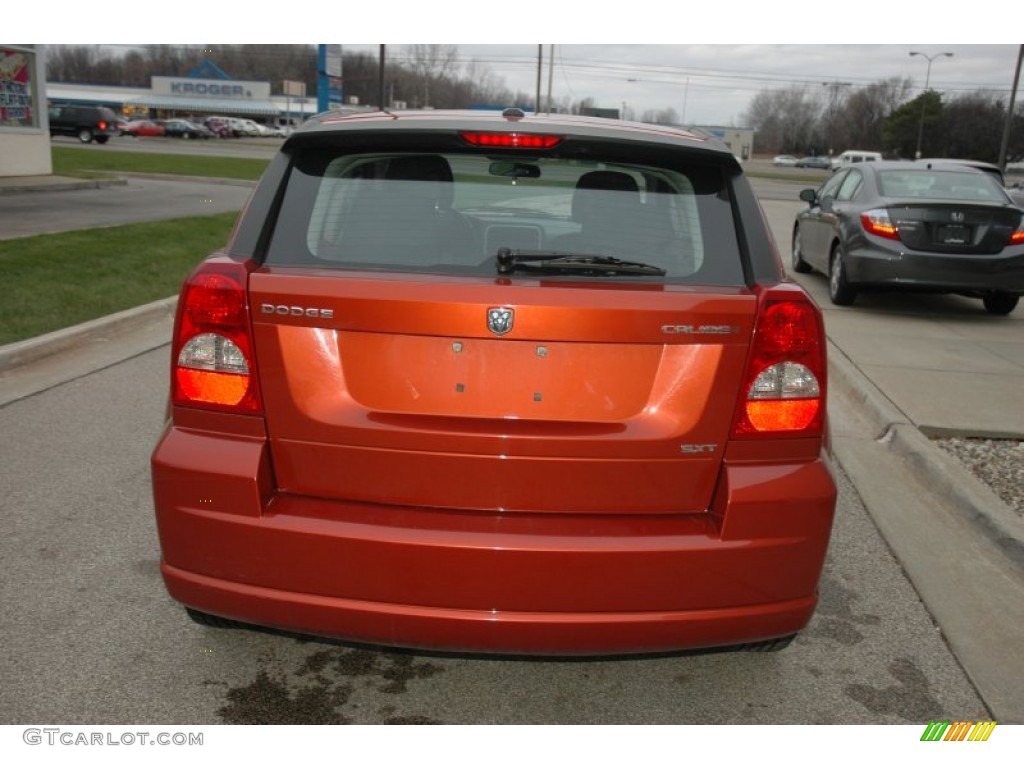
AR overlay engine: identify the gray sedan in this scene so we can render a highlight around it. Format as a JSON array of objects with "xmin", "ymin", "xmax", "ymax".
[{"xmin": 791, "ymin": 161, "xmax": 1024, "ymax": 315}]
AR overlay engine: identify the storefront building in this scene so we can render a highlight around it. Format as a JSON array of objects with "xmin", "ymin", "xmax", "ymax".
[
  {"xmin": 0, "ymin": 45, "xmax": 52, "ymax": 177},
  {"xmin": 45, "ymin": 74, "xmax": 323, "ymax": 127}
]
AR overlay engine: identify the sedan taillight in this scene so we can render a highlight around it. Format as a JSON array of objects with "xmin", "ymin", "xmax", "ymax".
[
  {"xmin": 860, "ymin": 208, "xmax": 900, "ymax": 241},
  {"xmin": 171, "ymin": 258, "xmax": 261, "ymax": 414},
  {"xmin": 1009, "ymin": 222, "xmax": 1024, "ymax": 246}
]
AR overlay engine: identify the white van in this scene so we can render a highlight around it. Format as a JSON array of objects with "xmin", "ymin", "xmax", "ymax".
[{"xmin": 831, "ymin": 150, "xmax": 882, "ymax": 170}]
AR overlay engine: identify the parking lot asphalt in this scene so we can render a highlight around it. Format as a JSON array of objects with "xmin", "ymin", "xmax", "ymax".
[{"xmin": 1, "ymin": 170, "xmax": 1022, "ymax": 721}]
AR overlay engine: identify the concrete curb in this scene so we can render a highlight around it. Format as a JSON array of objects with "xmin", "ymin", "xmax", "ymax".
[
  {"xmin": 0, "ymin": 173, "xmax": 256, "ymax": 197},
  {"xmin": 886, "ymin": 425, "xmax": 1024, "ymax": 569},
  {"xmin": 828, "ymin": 339, "xmax": 1024, "ymax": 722},
  {"xmin": 827, "ymin": 341, "xmax": 909, "ymax": 438},
  {"xmin": 0, "ymin": 296, "xmax": 177, "ymax": 375},
  {"xmin": 827, "ymin": 339, "xmax": 1024, "ymax": 567},
  {"xmin": 112, "ymin": 172, "xmax": 258, "ymax": 188},
  {"xmin": 0, "ymin": 177, "xmax": 127, "ymax": 194}
]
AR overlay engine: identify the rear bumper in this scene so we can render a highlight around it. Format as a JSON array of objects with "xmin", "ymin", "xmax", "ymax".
[
  {"xmin": 152, "ymin": 425, "xmax": 836, "ymax": 655},
  {"xmin": 846, "ymin": 243, "xmax": 1024, "ymax": 293}
]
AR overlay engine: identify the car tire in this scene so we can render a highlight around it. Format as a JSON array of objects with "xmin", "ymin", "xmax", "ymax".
[
  {"xmin": 95, "ymin": 136, "xmax": 109, "ymax": 145},
  {"xmin": 828, "ymin": 243, "xmax": 857, "ymax": 306},
  {"xmin": 185, "ymin": 607, "xmax": 245, "ymax": 629},
  {"xmin": 982, "ymin": 292, "xmax": 1019, "ymax": 316},
  {"xmin": 791, "ymin": 226, "xmax": 812, "ymax": 274},
  {"xmin": 77, "ymin": 128, "xmax": 93, "ymax": 144},
  {"xmin": 741, "ymin": 634, "xmax": 796, "ymax": 652}
]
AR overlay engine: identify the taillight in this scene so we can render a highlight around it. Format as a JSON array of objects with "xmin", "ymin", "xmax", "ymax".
[
  {"xmin": 1009, "ymin": 222, "xmax": 1024, "ymax": 246},
  {"xmin": 97, "ymin": 121, "xmax": 108, "ymax": 131},
  {"xmin": 460, "ymin": 131, "xmax": 562, "ymax": 149},
  {"xmin": 171, "ymin": 258, "xmax": 261, "ymax": 414},
  {"xmin": 860, "ymin": 208, "xmax": 900, "ymax": 241},
  {"xmin": 732, "ymin": 287, "xmax": 825, "ymax": 438}
]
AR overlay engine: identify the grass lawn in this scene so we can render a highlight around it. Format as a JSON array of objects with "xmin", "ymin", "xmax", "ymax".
[
  {"xmin": 0, "ymin": 212, "xmax": 238, "ymax": 345},
  {"xmin": 52, "ymin": 146, "xmax": 270, "ymax": 181}
]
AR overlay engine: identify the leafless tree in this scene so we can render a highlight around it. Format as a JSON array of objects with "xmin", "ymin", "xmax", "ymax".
[
  {"xmin": 405, "ymin": 44, "xmax": 459, "ymax": 108},
  {"xmin": 744, "ymin": 86, "xmax": 825, "ymax": 154}
]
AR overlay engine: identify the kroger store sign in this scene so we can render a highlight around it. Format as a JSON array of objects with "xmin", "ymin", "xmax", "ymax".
[{"xmin": 152, "ymin": 76, "xmax": 270, "ymax": 100}]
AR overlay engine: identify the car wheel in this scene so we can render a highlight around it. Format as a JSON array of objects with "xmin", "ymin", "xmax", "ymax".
[
  {"xmin": 77, "ymin": 128, "xmax": 93, "ymax": 143},
  {"xmin": 828, "ymin": 242, "xmax": 857, "ymax": 306},
  {"xmin": 185, "ymin": 607, "xmax": 245, "ymax": 629},
  {"xmin": 791, "ymin": 226, "xmax": 812, "ymax": 274},
  {"xmin": 982, "ymin": 292, "xmax": 1019, "ymax": 316},
  {"xmin": 95, "ymin": 136, "xmax": 109, "ymax": 145}
]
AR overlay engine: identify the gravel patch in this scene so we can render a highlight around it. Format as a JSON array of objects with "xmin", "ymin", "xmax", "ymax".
[{"xmin": 934, "ymin": 438, "xmax": 1024, "ymax": 518}]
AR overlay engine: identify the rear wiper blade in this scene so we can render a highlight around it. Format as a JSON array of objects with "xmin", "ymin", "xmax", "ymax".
[{"xmin": 495, "ymin": 248, "xmax": 666, "ymax": 276}]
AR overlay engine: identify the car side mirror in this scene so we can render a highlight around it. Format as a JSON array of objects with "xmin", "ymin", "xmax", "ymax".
[{"xmin": 799, "ymin": 188, "xmax": 817, "ymax": 205}]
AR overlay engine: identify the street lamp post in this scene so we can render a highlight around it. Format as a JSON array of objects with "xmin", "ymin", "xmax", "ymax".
[{"xmin": 909, "ymin": 51, "xmax": 953, "ymax": 159}]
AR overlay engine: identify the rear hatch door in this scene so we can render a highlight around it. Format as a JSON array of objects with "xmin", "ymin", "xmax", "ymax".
[{"xmin": 250, "ymin": 272, "xmax": 757, "ymax": 514}]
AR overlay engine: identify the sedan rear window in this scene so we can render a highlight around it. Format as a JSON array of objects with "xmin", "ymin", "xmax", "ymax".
[
  {"xmin": 878, "ymin": 170, "xmax": 1007, "ymax": 202},
  {"xmin": 265, "ymin": 150, "xmax": 744, "ymax": 284}
]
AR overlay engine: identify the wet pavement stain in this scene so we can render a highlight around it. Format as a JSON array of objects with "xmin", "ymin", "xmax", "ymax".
[
  {"xmin": 807, "ymin": 574, "xmax": 881, "ymax": 647},
  {"xmin": 219, "ymin": 669, "xmax": 353, "ymax": 724},
  {"xmin": 844, "ymin": 657, "xmax": 945, "ymax": 721},
  {"xmin": 382, "ymin": 715, "xmax": 444, "ymax": 724},
  {"xmin": 219, "ymin": 646, "xmax": 447, "ymax": 724}
]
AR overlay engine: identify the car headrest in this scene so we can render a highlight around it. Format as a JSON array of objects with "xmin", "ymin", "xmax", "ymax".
[
  {"xmin": 383, "ymin": 155, "xmax": 455, "ymax": 207},
  {"xmin": 572, "ymin": 170, "xmax": 640, "ymax": 220}
]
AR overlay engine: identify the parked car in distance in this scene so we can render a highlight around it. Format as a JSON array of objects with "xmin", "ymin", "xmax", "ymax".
[
  {"xmin": 792, "ymin": 161, "xmax": 1024, "ymax": 314},
  {"xmin": 830, "ymin": 149, "xmax": 882, "ymax": 170},
  {"xmin": 1009, "ymin": 183, "xmax": 1024, "ymax": 210},
  {"xmin": 205, "ymin": 116, "xmax": 243, "ymax": 137},
  {"xmin": 203, "ymin": 118, "xmax": 234, "ymax": 138},
  {"xmin": 152, "ymin": 108, "xmax": 838, "ymax": 656},
  {"xmin": 234, "ymin": 118, "xmax": 265, "ymax": 137},
  {"xmin": 48, "ymin": 103, "xmax": 121, "ymax": 144},
  {"xmin": 160, "ymin": 119, "xmax": 215, "ymax": 139},
  {"xmin": 773, "ymin": 155, "xmax": 798, "ymax": 166},
  {"xmin": 795, "ymin": 156, "xmax": 831, "ymax": 169},
  {"xmin": 120, "ymin": 119, "xmax": 165, "ymax": 138}
]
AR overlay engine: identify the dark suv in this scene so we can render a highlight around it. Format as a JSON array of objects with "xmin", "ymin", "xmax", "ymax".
[{"xmin": 48, "ymin": 104, "xmax": 120, "ymax": 144}]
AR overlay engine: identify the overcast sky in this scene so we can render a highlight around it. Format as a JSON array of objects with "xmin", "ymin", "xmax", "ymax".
[
  {"xmin": 343, "ymin": 44, "xmax": 1023, "ymax": 125},
  {"xmin": 34, "ymin": 4, "xmax": 1023, "ymax": 125}
]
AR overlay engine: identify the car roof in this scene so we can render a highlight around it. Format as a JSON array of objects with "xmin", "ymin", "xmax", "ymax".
[
  {"xmin": 849, "ymin": 160, "xmax": 990, "ymax": 175},
  {"xmin": 917, "ymin": 157, "xmax": 999, "ymax": 170},
  {"xmin": 915, "ymin": 158, "xmax": 1004, "ymax": 181},
  {"xmin": 291, "ymin": 108, "xmax": 729, "ymax": 156}
]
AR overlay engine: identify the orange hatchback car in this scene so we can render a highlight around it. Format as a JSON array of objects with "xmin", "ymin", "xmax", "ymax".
[{"xmin": 152, "ymin": 109, "xmax": 837, "ymax": 655}]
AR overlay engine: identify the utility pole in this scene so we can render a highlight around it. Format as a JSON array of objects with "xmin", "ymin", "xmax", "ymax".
[
  {"xmin": 545, "ymin": 44, "xmax": 555, "ymax": 113},
  {"xmin": 822, "ymin": 80, "xmax": 851, "ymax": 157},
  {"xmin": 910, "ymin": 51, "xmax": 954, "ymax": 159},
  {"xmin": 998, "ymin": 44, "xmax": 1023, "ymax": 173},
  {"xmin": 535, "ymin": 45, "xmax": 543, "ymax": 114},
  {"xmin": 680, "ymin": 77, "xmax": 690, "ymax": 125},
  {"xmin": 378, "ymin": 45, "xmax": 386, "ymax": 110}
]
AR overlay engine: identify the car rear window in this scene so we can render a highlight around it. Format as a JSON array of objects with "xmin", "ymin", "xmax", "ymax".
[
  {"xmin": 878, "ymin": 170, "xmax": 1007, "ymax": 202},
  {"xmin": 264, "ymin": 149, "xmax": 745, "ymax": 284}
]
